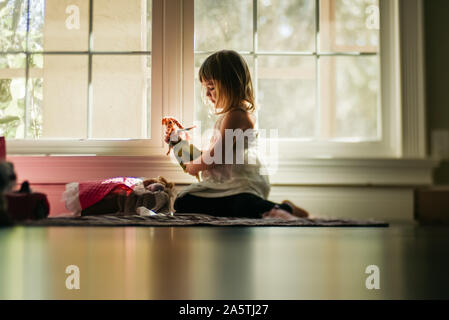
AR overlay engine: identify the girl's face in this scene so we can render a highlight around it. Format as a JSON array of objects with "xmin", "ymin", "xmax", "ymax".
[{"xmin": 203, "ymin": 80, "xmax": 217, "ymax": 105}]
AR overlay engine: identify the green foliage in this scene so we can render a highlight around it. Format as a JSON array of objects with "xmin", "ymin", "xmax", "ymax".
[
  {"xmin": 1, "ymin": 0, "xmax": 44, "ymax": 139},
  {"xmin": 0, "ymin": 79, "xmax": 12, "ymax": 104},
  {"xmin": 0, "ymin": 0, "xmax": 27, "ymax": 52}
]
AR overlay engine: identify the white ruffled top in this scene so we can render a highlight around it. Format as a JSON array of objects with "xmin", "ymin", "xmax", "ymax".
[{"xmin": 176, "ymin": 109, "xmax": 271, "ymax": 200}]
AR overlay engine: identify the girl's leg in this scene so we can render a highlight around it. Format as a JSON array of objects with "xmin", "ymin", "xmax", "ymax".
[
  {"xmin": 174, "ymin": 193, "xmax": 276, "ymax": 218},
  {"xmin": 228, "ymin": 193, "xmax": 293, "ymax": 218},
  {"xmin": 174, "ymin": 193, "xmax": 308, "ymax": 220},
  {"xmin": 174, "ymin": 194, "xmax": 229, "ymax": 216},
  {"xmin": 261, "ymin": 207, "xmax": 299, "ymax": 221},
  {"xmin": 230, "ymin": 194, "xmax": 309, "ymax": 219},
  {"xmin": 280, "ymin": 200, "xmax": 309, "ymax": 218}
]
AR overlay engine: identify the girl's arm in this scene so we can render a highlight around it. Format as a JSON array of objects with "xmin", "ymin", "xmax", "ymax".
[{"xmin": 185, "ymin": 110, "xmax": 253, "ymax": 175}]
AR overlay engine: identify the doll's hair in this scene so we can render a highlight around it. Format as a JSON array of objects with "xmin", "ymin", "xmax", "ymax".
[{"xmin": 198, "ymin": 50, "xmax": 255, "ymax": 115}]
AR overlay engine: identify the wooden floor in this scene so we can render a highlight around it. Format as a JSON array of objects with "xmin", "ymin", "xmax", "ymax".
[{"xmin": 1, "ymin": 222, "xmax": 448, "ymax": 299}]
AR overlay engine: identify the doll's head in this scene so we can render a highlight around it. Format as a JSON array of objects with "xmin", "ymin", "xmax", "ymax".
[
  {"xmin": 142, "ymin": 176, "xmax": 174, "ymax": 193},
  {"xmin": 199, "ymin": 50, "xmax": 255, "ymax": 115}
]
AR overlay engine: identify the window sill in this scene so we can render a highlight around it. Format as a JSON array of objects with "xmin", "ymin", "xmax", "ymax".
[
  {"xmin": 6, "ymin": 154, "xmax": 439, "ymax": 187},
  {"xmin": 267, "ymin": 157, "xmax": 438, "ymax": 187}
]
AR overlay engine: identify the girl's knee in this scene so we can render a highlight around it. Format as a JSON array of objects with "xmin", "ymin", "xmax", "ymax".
[
  {"xmin": 173, "ymin": 196, "xmax": 186, "ymax": 212},
  {"xmin": 174, "ymin": 194, "xmax": 199, "ymax": 213}
]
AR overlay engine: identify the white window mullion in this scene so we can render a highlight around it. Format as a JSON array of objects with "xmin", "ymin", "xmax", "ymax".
[
  {"xmin": 182, "ymin": 0, "xmax": 195, "ymax": 127},
  {"xmin": 151, "ymin": 0, "xmax": 164, "ymax": 147},
  {"xmin": 23, "ymin": 0, "xmax": 31, "ymax": 139},
  {"xmin": 162, "ymin": 0, "xmax": 183, "ymax": 121},
  {"xmin": 24, "ymin": 53, "xmax": 30, "ymax": 139},
  {"xmin": 399, "ymin": 0, "xmax": 426, "ymax": 158},
  {"xmin": 87, "ymin": 0, "xmax": 93, "ymax": 140},
  {"xmin": 315, "ymin": 0, "xmax": 321, "ymax": 141},
  {"xmin": 141, "ymin": 0, "xmax": 150, "ymax": 139},
  {"xmin": 379, "ymin": 0, "xmax": 401, "ymax": 157},
  {"xmin": 253, "ymin": 0, "xmax": 259, "ymax": 126}
]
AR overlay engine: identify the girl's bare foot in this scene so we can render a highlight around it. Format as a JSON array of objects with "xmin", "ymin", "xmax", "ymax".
[
  {"xmin": 262, "ymin": 207, "xmax": 299, "ymax": 221},
  {"xmin": 281, "ymin": 200, "xmax": 309, "ymax": 218}
]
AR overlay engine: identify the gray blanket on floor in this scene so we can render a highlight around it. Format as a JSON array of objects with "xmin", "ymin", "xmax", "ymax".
[{"xmin": 19, "ymin": 213, "xmax": 389, "ymax": 227}]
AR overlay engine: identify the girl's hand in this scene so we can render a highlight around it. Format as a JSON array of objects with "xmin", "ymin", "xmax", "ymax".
[
  {"xmin": 164, "ymin": 130, "xmax": 191, "ymax": 145},
  {"xmin": 184, "ymin": 161, "xmax": 201, "ymax": 176},
  {"xmin": 164, "ymin": 129, "xmax": 179, "ymax": 145},
  {"xmin": 163, "ymin": 128, "xmax": 172, "ymax": 144},
  {"xmin": 164, "ymin": 132, "xmax": 170, "ymax": 144}
]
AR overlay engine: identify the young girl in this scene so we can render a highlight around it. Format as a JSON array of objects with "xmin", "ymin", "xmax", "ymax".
[{"xmin": 168, "ymin": 50, "xmax": 309, "ymax": 220}]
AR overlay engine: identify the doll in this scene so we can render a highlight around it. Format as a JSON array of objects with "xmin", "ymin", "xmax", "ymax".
[
  {"xmin": 63, "ymin": 176, "xmax": 175, "ymax": 216},
  {"xmin": 162, "ymin": 117, "xmax": 202, "ymax": 181}
]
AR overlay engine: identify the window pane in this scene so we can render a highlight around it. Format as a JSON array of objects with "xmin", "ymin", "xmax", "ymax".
[
  {"xmin": 0, "ymin": 54, "xmax": 26, "ymax": 138},
  {"xmin": 320, "ymin": 0, "xmax": 380, "ymax": 52},
  {"xmin": 93, "ymin": 0, "xmax": 151, "ymax": 51},
  {"xmin": 39, "ymin": 54, "xmax": 88, "ymax": 138},
  {"xmin": 194, "ymin": 54, "xmax": 254, "ymax": 136},
  {"xmin": 194, "ymin": 0, "xmax": 253, "ymax": 52},
  {"xmin": 91, "ymin": 55, "xmax": 150, "ymax": 139},
  {"xmin": 258, "ymin": 0, "xmax": 315, "ymax": 52},
  {"xmin": 26, "ymin": 77, "xmax": 43, "ymax": 138},
  {"xmin": 30, "ymin": 0, "xmax": 89, "ymax": 51},
  {"xmin": 0, "ymin": 0, "xmax": 28, "ymax": 52},
  {"xmin": 257, "ymin": 56, "xmax": 316, "ymax": 138},
  {"xmin": 194, "ymin": 54, "xmax": 217, "ymax": 136},
  {"xmin": 26, "ymin": 54, "xmax": 43, "ymax": 138},
  {"xmin": 320, "ymin": 55, "xmax": 379, "ymax": 140}
]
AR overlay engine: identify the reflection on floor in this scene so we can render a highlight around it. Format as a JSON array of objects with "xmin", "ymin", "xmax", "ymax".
[{"xmin": 0, "ymin": 223, "xmax": 448, "ymax": 299}]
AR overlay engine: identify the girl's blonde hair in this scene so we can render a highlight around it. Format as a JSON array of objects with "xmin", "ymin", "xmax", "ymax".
[{"xmin": 199, "ymin": 50, "xmax": 256, "ymax": 115}]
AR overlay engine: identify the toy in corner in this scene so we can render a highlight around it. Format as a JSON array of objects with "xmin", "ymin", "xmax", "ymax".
[{"xmin": 162, "ymin": 117, "xmax": 202, "ymax": 181}]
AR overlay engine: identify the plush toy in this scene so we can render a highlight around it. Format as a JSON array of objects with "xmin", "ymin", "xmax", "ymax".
[
  {"xmin": 162, "ymin": 117, "xmax": 202, "ymax": 181},
  {"xmin": 142, "ymin": 176, "xmax": 174, "ymax": 197},
  {"xmin": 63, "ymin": 176, "xmax": 176, "ymax": 217},
  {"xmin": 0, "ymin": 161, "xmax": 16, "ymax": 226}
]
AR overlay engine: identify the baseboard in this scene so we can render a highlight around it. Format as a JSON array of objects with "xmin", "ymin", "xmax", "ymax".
[
  {"xmin": 269, "ymin": 185, "xmax": 413, "ymax": 221},
  {"xmin": 28, "ymin": 183, "xmax": 413, "ymax": 222}
]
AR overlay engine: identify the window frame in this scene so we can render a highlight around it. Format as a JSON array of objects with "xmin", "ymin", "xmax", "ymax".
[
  {"xmin": 188, "ymin": 0, "xmax": 401, "ymax": 159},
  {"xmin": 5, "ymin": 0, "xmax": 426, "ymax": 163},
  {"xmin": 4, "ymin": 0, "xmax": 165, "ymax": 156}
]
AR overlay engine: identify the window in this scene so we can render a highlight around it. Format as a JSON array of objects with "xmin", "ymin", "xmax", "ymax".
[
  {"xmin": 2, "ymin": 0, "xmax": 431, "ymax": 187},
  {"xmin": 193, "ymin": 0, "xmax": 399, "ymax": 158},
  {"xmin": 2, "ymin": 0, "xmax": 402, "ymax": 158},
  {"xmin": 1, "ymin": 0, "xmax": 158, "ymax": 155}
]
